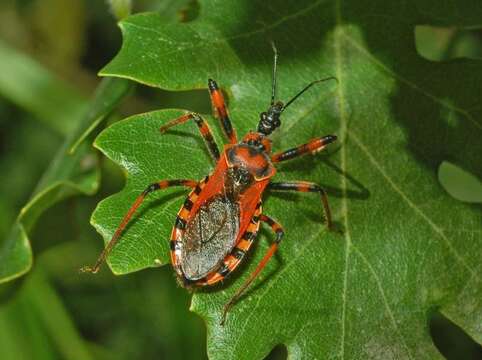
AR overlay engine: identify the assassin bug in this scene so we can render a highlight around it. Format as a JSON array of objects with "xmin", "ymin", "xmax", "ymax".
[{"xmin": 81, "ymin": 44, "xmax": 337, "ymax": 325}]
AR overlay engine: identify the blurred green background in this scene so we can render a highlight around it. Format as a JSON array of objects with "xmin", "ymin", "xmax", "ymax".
[{"xmin": 0, "ymin": 1, "xmax": 480, "ymax": 359}]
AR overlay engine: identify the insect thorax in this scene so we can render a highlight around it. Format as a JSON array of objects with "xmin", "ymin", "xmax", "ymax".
[
  {"xmin": 226, "ymin": 143, "xmax": 275, "ymax": 182},
  {"xmin": 224, "ymin": 166, "xmax": 255, "ymax": 200}
]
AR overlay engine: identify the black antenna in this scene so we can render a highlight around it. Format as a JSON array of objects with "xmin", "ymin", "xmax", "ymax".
[
  {"xmin": 282, "ymin": 76, "xmax": 338, "ymax": 111},
  {"xmin": 270, "ymin": 41, "xmax": 278, "ymax": 105}
]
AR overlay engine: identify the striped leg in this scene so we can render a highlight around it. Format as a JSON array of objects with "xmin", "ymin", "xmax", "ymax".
[
  {"xmin": 208, "ymin": 79, "xmax": 237, "ymax": 144},
  {"xmin": 80, "ymin": 179, "xmax": 197, "ymax": 274},
  {"xmin": 221, "ymin": 214, "xmax": 284, "ymax": 325},
  {"xmin": 271, "ymin": 134, "xmax": 337, "ymax": 162},
  {"xmin": 269, "ymin": 181, "xmax": 333, "ymax": 230},
  {"xmin": 160, "ymin": 113, "xmax": 220, "ymax": 160}
]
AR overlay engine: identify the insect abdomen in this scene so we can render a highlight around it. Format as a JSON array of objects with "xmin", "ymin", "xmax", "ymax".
[{"xmin": 179, "ymin": 195, "xmax": 240, "ymax": 280}]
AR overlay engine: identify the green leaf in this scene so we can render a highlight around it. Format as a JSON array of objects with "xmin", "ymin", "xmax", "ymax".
[
  {"xmin": 68, "ymin": 77, "xmax": 133, "ymax": 154},
  {"xmin": 93, "ymin": 1, "xmax": 481, "ymax": 358},
  {"xmin": 0, "ymin": 78, "xmax": 132, "ymax": 284}
]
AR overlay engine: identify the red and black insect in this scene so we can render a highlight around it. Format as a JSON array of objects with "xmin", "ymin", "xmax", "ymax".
[{"xmin": 81, "ymin": 45, "xmax": 337, "ymax": 324}]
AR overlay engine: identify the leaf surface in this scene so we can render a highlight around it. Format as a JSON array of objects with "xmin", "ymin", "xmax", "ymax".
[{"xmin": 93, "ymin": 1, "xmax": 482, "ymax": 358}]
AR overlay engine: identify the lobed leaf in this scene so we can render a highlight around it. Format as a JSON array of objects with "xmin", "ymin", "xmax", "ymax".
[{"xmin": 93, "ymin": 0, "xmax": 481, "ymax": 358}]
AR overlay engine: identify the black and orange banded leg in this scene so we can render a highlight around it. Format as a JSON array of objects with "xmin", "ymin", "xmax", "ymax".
[
  {"xmin": 269, "ymin": 181, "xmax": 333, "ymax": 230},
  {"xmin": 80, "ymin": 179, "xmax": 197, "ymax": 274},
  {"xmin": 271, "ymin": 134, "xmax": 337, "ymax": 163},
  {"xmin": 208, "ymin": 79, "xmax": 237, "ymax": 144},
  {"xmin": 221, "ymin": 214, "xmax": 284, "ymax": 325},
  {"xmin": 159, "ymin": 113, "xmax": 220, "ymax": 160}
]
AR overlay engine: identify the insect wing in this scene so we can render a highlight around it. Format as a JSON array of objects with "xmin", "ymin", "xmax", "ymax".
[{"xmin": 180, "ymin": 195, "xmax": 240, "ymax": 280}]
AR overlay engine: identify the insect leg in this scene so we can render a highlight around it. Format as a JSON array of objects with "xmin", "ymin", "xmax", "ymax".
[
  {"xmin": 160, "ymin": 113, "xmax": 220, "ymax": 160},
  {"xmin": 221, "ymin": 214, "xmax": 284, "ymax": 325},
  {"xmin": 80, "ymin": 179, "xmax": 197, "ymax": 274},
  {"xmin": 269, "ymin": 181, "xmax": 333, "ymax": 230},
  {"xmin": 271, "ymin": 134, "xmax": 337, "ymax": 163},
  {"xmin": 208, "ymin": 79, "xmax": 237, "ymax": 144}
]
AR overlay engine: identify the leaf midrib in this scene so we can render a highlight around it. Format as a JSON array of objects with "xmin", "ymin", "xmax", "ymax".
[
  {"xmin": 333, "ymin": 1, "xmax": 480, "ymax": 357},
  {"xmin": 99, "ymin": 2, "xmax": 482, "ymax": 358}
]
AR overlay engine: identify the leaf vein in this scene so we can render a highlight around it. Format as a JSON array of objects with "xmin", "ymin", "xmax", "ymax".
[
  {"xmin": 334, "ymin": 2, "xmax": 352, "ymax": 358},
  {"xmin": 341, "ymin": 32, "xmax": 481, "ymax": 131},
  {"xmin": 233, "ymin": 225, "xmax": 329, "ymax": 354},
  {"xmin": 352, "ymin": 245, "xmax": 414, "ymax": 360},
  {"xmin": 349, "ymin": 131, "xmax": 478, "ymax": 281}
]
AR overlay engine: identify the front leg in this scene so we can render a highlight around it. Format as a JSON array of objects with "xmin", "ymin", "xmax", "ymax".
[
  {"xmin": 208, "ymin": 79, "xmax": 237, "ymax": 144},
  {"xmin": 271, "ymin": 134, "xmax": 337, "ymax": 163},
  {"xmin": 269, "ymin": 181, "xmax": 333, "ymax": 230}
]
